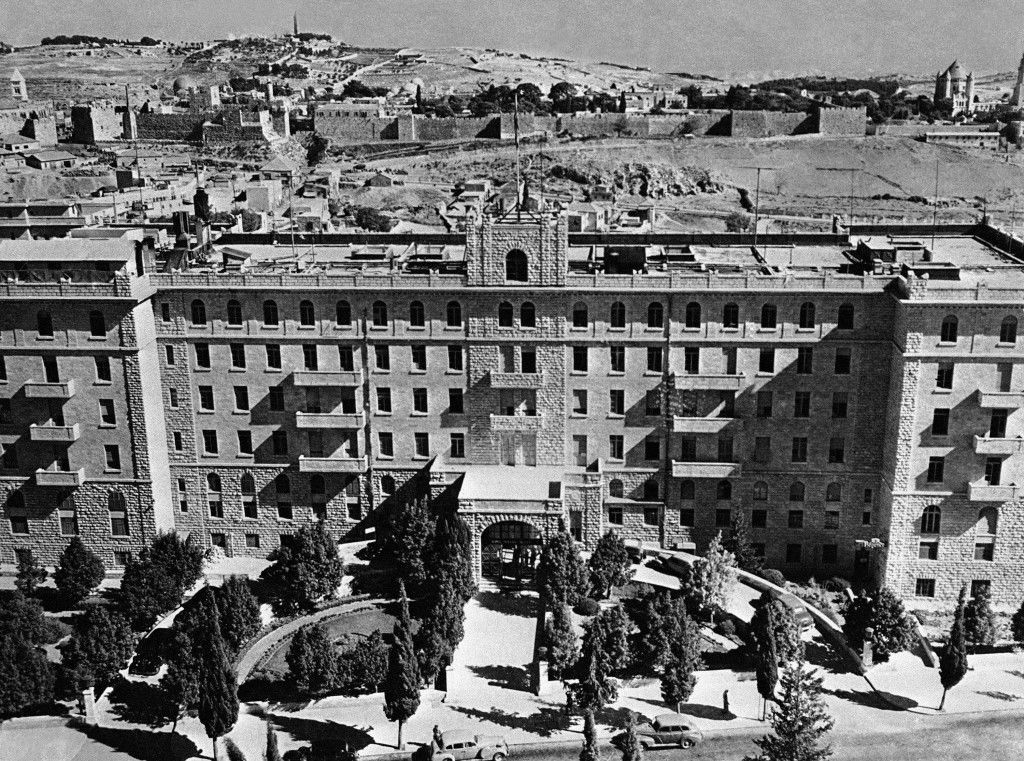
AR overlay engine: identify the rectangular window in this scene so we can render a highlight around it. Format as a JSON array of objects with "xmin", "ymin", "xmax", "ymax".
[
  {"xmin": 243, "ymin": 493, "xmax": 257, "ymax": 519},
  {"xmin": 683, "ymin": 347, "xmax": 700, "ymax": 375},
  {"xmin": 821, "ymin": 544, "xmax": 838, "ymax": 564},
  {"xmin": 378, "ymin": 431, "xmax": 394, "ymax": 458},
  {"xmin": 990, "ymin": 409, "xmax": 1009, "ymax": 439},
  {"xmin": 717, "ymin": 436, "xmax": 734, "ymax": 462},
  {"xmin": 99, "ymin": 399, "xmax": 116, "ymax": 425},
  {"xmin": 230, "ymin": 343, "xmax": 246, "ymax": 369},
  {"xmin": 794, "ymin": 391, "xmax": 811, "ymax": 418},
  {"xmin": 377, "ymin": 387, "xmax": 392, "ymax": 414},
  {"xmin": 715, "ymin": 509, "xmax": 731, "ymax": 528},
  {"xmin": 59, "ymin": 509, "xmax": 78, "ymax": 536},
  {"xmin": 104, "ymin": 444, "xmax": 121, "ymax": 471},
  {"xmin": 302, "ymin": 344, "xmax": 319, "ymax": 371},
  {"xmin": 209, "ymin": 497, "xmax": 223, "ymax": 519},
  {"xmin": 785, "ymin": 544, "xmax": 802, "ymax": 564},
  {"xmin": 277, "ymin": 502, "xmax": 293, "ymax": 520},
  {"xmin": 680, "ymin": 508, "xmax": 695, "ymax": 527},
  {"xmin": 173, "ymin": 432, "xmax": 183, "ymax": 451},
  {"xmin": 609, "ymin": 435, "xmax": 624, "ymax": 461},
  {"xmin": 788, "ymin": 510, "xmax": 804, "ymax": 529},
  {"xmin": 272, "ymin": 430, "xmax": 288, "ymax": 455},
  {"xmin": 573, "ymin": 346, "xmax": 589, "ymax": 373},
  {"xmin": 573, "ymin": 435, "xmax": 588, "ymax": 466},
  {"xmin": 791, "ymin": 437, "xmax": 808, "ymax": 463},
  {"xmin": 414, "ymin": 432, "xmax": 430, "ymax": 458},
  {"xmin": 609, "ymin": 389, "xmax": 625, "ymax": 416},
  {"xmin": 202, "ymin": 430, "xmax": 218, "ymax": 455},
  {"xmin": 195, "ymin": 343, "xmax": 210, "ymax": 368},
  {"xmin": 9, "ymin": 514, "xmax": 28, "ymax": 534},
  {"xmin": 644, "ymin": 507, "xmax": 659, "ymax": 526},
  {"xmin": 984, "ymin": 457, "xmax": 1002, "ymax": 486},
  {"xmin": 246, "ymin": 534, "xmax": 261, "ymax": 549},
  {"xmin": 573, "ymin": 389, "xmax": 589, "ymax": 415},
  {"xmin": 915, "ymin": 578, "xmax": 936, "ymax": 598},
  {"xmin": 796, "ymin": 347, "xmax": 813, "ymax": 374},
  {"xmin": 161, "ymin": 302, "xmax": 171, "ymax": 322},
  {"xmin": 644, "ymin": 436, "xmax": 660, "ymax": 461},
  {"xmin": 450, "ymin": 433, "xmax": 465, "ymax": 458},
  {"xmin": 936, "ymin": 363, "xmax": 953, "ymax": 389},
  {"xmin": 834, "ymin": 347, "xmax": 852, "ymax": 375},
  {"xmin": 234, "ymin": 386, "xmax": 249, "ymax": 411},
  {"xmin": 374, "ymin": 345, "xmax": 390, "ymax": 371},
  {"xmin": 757, "ymin": 390, "xmax": 773, "ymax": 418},
  {"xmin": 751, "ymin": 509, "xmax": 767, "ymax": 528},
  {"xmin": 824, "ymin": 510, "xmax": 840, "ymax": 529},
  {"xmin": 165, "ymin": 345, "xmax": 175, "ymax": 365},
  {"xmin": 94, "ymin": 356, "xmax": 111, "ymax": 382},
  {"xmin": 645, "ymin": 389, "xmax": 660, "ymax": 416},
  {"xmin": 931, "ymin": 408, "xmax": 950, "ymax": 436},
  {"xmin": 266, "ymin": 344, "xmax": 282, "ymax": 369},
  {"xmin": 918, "ymin": 541, "xmax": 939, "ymax": 560},
  {"xmin": 927, "ymin": 456, "xmax": 945, "ymax": 483},
  {"xmin": 237, "ymin": 430, "xmax": 253, "ymax": 455},
  {"xmin": 338, "ymin": 345, "xmax": 354, "ymax": 371},
  {"xmin": 832, "ymin": 392, "xmax": 848, "ymax": 419},
  {"xmin": 269, "ymin": 386, "xmax": 285, "ymax": 411},
  {"xmin": 610, "ymin": 345, "xmax": 625, "ymax": 373},
  {"xmin": 758, "ymin": 348, "xmax": 775, "ymax": 373},
  {"xmin": 679, "ymin": 435, "xmax": 697, "ymax": 461},
  {"xmin": 975, "ymin": 542, "xmax": 995, "ymax": 561},
  {"xmin": 754, "ymin": 436, "xmax": 771, "ymax": 463},
  {"xmin": 448, "ymin": 388, "xmax": 464, "ymax": 414},
  {"xmin": 608, "ymin": 506, "xmax": 624, "ymax": 525},
  {"xmin": 447, "ymin": 346, "xmax": 463, "ymax": 372},
  {"xmin": 413, "ymin": 388, "xmax": 428, "ymax": 414},
  {"xmin": 862, "ymin": 510, "xmax": 872, "ymax": 525},
  {"xmin": 198, "ymin": 385, "xmax": 214, "ymax": 411},
  {"xmin": 828, "ymin": 437, "xmax": 846, "ymax": 464},
  {"xmin": 646, "ymin": 347, "xmax": 663, "ymax": 373},
  {"xmin": 1, "ymin": 442, "xmax": 17, "ymax": 469},
  {"xmin": 411, "ymin": 345, "xmax": 427, "ymax": 371},
  {"xmin": 521, "ymin": 347, "xmax": 537, "ymax": 374}
]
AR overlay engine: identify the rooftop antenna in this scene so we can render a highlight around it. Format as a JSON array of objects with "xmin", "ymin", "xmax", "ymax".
[
  {"xmin": 931, "ymin": 158, "xmax": 940, "ymax": 253},
  {"xmin": 513, "ymin": 90, "xmax": 521, "ymax": 222},
  {"xmin": 738, "ymin": 166, "xmax": 778, "ymax": 254}
]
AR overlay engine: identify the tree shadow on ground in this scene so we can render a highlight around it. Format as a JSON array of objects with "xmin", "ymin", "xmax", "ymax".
[
  {"xmin": 106, "ymin": 679, "xmax": 176, "ymax": 729},
  {"xmin": 632, "ymin": 698, "xmax": 733, "ymax": 722},
  {"xmin": 448, "ymin": 704, "xmax": 570, "ymax": 737},
  {"xmin": 825, "ymin": 687, "xmax": 917, "ymax": 711},
  {"xmin": 803, "ymin": 641, "xmax": 847, "ymax": 674},
  {"xmin": 467, "ymin": 664, "xmax": 530, "ymax": 691},
  {"xmin": 248, "ymin": 707, "xmax": 376, "ymax": 750},
  {"xmin": 595, "ymin": 705, "xmax": 636, "ymax": 731},
  {"xmin": 976, "ymin": 690, "xmax": 1022, "ymax": 702},
  {"xmin": 76, "ymin": 723, "xmax": 201, "ymax": 761},
  {"xmin": 239, "ymin": 671, "xmax": 302, "ymax": 704},
  {"xmin": 474, "ymin": 591, "xmax": 537, "ymax": 618}
]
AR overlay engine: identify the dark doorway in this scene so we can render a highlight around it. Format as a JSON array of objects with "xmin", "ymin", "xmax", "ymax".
[{"xmin": 481, "ymin": 521, "xmax": 542, "ymax": 581}]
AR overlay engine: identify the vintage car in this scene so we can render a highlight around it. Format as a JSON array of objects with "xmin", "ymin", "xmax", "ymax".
[
  {"xmin": 428, "ymin": 730, "xmax": 509, "ymax": 761},
  {"xmin": 616, "ymin": 713, "xmax": 703, "ymax": 750}
]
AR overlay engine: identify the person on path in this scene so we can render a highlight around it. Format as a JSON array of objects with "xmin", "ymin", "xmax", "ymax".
[
  {"xmin": 722, "ymin": 689, "xmax": 730, "ymax": 716},
  {"xmin": 433, "ymin": 725, "xmax": 443, "ymax": 748}
]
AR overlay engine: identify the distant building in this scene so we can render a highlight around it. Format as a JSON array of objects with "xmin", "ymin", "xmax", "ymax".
[
  {"xmin": 7, "ymin": 69, "xmax": 27, "ymax": 102},
  {"xmin": 0, "ymin": 133, "xmax": 39, "ymax": 152},
  {"xmin": 23, "ymin": 150, "xmax": 79, "ymax": 170},
  {"xmin": 365, "ymin": 172, "xmax": 394, "ymax": 188},
  {"xmin": 1012, "ymin": 50, "xmax": 1024, "ymax": 110},
  {"xmin": 925, "ymin": 131, "xmax": 1001, "ymax": 150},
  {"xmin": 934, "ymin": 60, "xmax": 975, "ymax": 116}
]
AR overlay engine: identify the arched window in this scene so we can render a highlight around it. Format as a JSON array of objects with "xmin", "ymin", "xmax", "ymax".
[
  {"xmin": 837, "ymin": 303, "xmax": 855, "ymax": 330},
  {"xmin": 207, "ymin": 473, "xmax": 221, "ymax": 493},
  {"xmin": 716, "ymin": 480, "xmax": 732, "ymax": 500},
  {"xmin": 610, "ymin": 301, "xmax": 626, "ymax": 329},
  {"xmin": 789, "ymin": 482, "xmax": 805, "ymax": 502},
  {"xmin": 643, "ymin": 479, "xmax": 660, "ymax": 501},
  {"xmin": 505, "ymin": 249, "xmax": 528, "ymax": 282},
  {"xmin": 227, "ymin": 300, "xmax": 243, "ymax": 326},
  {"xmin": 753, "ymin": 481, "xmax": 768, "ymax": 501},
  {"xmin": 572, "ymin": 302, "xmax": 588, "ymax": 328},
  {"xmin": 1000, "ymin": 316, "xmax": 1018, "ymax": 344},
  {"xmin": 649, "ymin": 302, "xmax": 666, "ymax": 329},
  {"xmin": 380, "ymin": 474, "xmax": 396, "ymax": 497},
  {"xmin": 940, "ymin": 315, "xmax": 958, "ymax": 343},
  {"xmin": 446, "ymin": 300, "xmax": 462, "ymax": 328},
  {"xmin": 826, "ymin": 482, "xmax": 842, "ymax": 502},
  {"xmin": 310, "ymin": 474, "xmax": 326, "ymax": 496},
  {"xmin": 299, "ymin": 300, "xmax": 315, "ymax": 326},
  {"xmin": 921, "ymin": 505, "xmax": 941, "ymax": 534},
  {"xmin": 680, "ymin": 480, "xmax": 695, "ymax": 500},
  {"xmin": 799, "ymin": 302, "xmax": 816, "ymax": 329},
  {"xmin": 760, "ymin": 303, "xmax": 777, "ymax": 329},
  {"xmin": 262, "ymin": 300, "xmax": 279, "ymax": 327},
  {"xmin": 275, "ymin": 474, "xmax": 291, "ymax": 496},
  {"xmin": 108, "ymin": 491, "xmax": 128, "ymax": 536},
  {"xmin": 189, "ymin": 300, "xmax": 206, "ymax": 326},
  {"xmin": 241, "ymin": 473, "xmax": 256, "ymax": 495},
  {"xmin": 609, "ymin": 478, "xmax": 624, "ymax": 498},
  {"xmin": 723, "ymin": 303, "xmax": 739, "ymax": 329},
  {"xmin": 371, "ymin": 301, "xmax": 388, "ymax": 327},
  {"xmin": 87, "ymin": 310, "xmax": 105, "ymax": 338},
  {"xmin": 976, "ymin": 507, "xmax": 997, "ymax": 536},
  {"xmin": 497, "ymin": 302, "xmax": 514, "ymax": 327},
  {"xmin": 683, "ymin": 302, "xmax": 700, "ymax": 329},
  {"xmin": 335, "ymin": 300, "xmax": 352, "ymax": 326},
  {"xmin": 520, "ymin": 302, "xmax": 536, "ymax": 328},
  {"xmin": 409, "ymin": 301, "xmax": 425, "ymax": 327}
]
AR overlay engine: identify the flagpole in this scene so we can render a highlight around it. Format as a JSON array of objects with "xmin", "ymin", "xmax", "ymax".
[{"xmin": 514, "ymin": 91, "xmax": 521, "ymax": 222}]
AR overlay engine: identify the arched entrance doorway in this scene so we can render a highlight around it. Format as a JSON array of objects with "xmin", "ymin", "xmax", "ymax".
[{"xmin": 481, "ymin": 521, "xmax": 542, "ymax": 581}]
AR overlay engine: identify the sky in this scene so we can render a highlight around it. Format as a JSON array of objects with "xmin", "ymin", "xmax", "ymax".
[{"xmin": 3, "ymin": 0, "xmax": 1024, "ymax": 79}]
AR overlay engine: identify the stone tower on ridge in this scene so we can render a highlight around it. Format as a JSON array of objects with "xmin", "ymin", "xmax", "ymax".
[{"xmin": 1012, "ymin": 50, "xmax": 1024, "ymax": 109}]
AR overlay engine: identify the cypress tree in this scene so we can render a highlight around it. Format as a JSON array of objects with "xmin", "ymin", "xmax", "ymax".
[
  {"xmin": 59, "ymin": 606, "xmax": 135, "ymax": 695},
  {"xmin": 286, "ymin": 623, "xmax": 338, "ymax": 697},
  {"xmin": 544, "ymin": 602, "xmax": 578, "ymax": 679},
  {"xmin": 0, "ymin": 635, "xmax": 53, "ymax": 719},
  {"xmin": 745, "ymin": 658, "xmax": 833, "ymax": 761},
  {"xmin": 383, "ymin": 582, "xmax": 420, "ymax": 749},
  {"xmin": 54, "ymin": 537, "xmax": 105, "ymax": 606},
  {"xmin": 939, "ymin": 586, "xmax": 969, "ymax": 711},
  {"xmin": 580, "ymin": 709, "xmax": 600, "ymax": 761},
  {"xmin": 196, "ymin": 595, "xmax": 239, "ymax": 761},
  {"xmin": 753, "ymin": 596, "xmax": 780, "ymax": 720},
  {"xmin": 265, "ymin": 721, "xmax": 281, "ymax": 761},
  {"xmin": 660, "ymin": 606, "xmax": 702, "ymax": 711},
  {"xmin": 963, "ymin": 587, "xmax": 998, "ymax": 652},
  {"xmin": 15, "ymin": 549, "xmax": 47, "ymax": 597},
  {"xmin": 588, "ymin": 531, "xmax": 633, "ymax": 600},
  {"xmin": 538, "ymin": 531, "xmax": 588, "ymax": 608},
  {"xmin": 216, "ymin": 576, "xmax": 261, "ymax": 655},
  {"xmin": 724, "ymin": 512, "xmax": 763, "ymax": 573},
  {"xmin": 620, "ymin": 712, "xmax": 643, "ymax": 761}
]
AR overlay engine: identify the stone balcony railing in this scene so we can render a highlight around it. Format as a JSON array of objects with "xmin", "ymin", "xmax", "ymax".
[
  {"xmin": 671, "ymin": 417, "xmax": 736, "ymax": 434},
  {"xmin": 978, "ymin": 391, "xmax": 1024, "ymax": 408},
  {"xmin": 489, "ymin": 413, "xmax": 546, "ymax": 431},
  {"xmin": 0, "ymin": 271, "xmax": 152, "ymax": 300},
  {"xmin": 671, "ymin": 461, "xmax": 742, "ymax": 479},
  {"xmin": 973, "ymin": 435, "xmax": 1024, "ymax": 456},
  {"xmin": 967, "ymin": 481, "xmax": 1023, "ymax": 502},
  {"xmin": 24, "ymin": 380, "xmax": 76, "ymax": 399},
  {"xmin": 35, "ymin": 468, "xmax": 86, "ymax": 487},
  {"xmin": 295, "ymin": 411, "xmax": 365, "ymax": 429},
  {"xmin": 671, "ymin": 373, "xmax": 744, "ymax": 391},
  {"xmin": 292, "ymin": 370, "xmax": 362, "ymax": 387},
  {"xmin": 29, "ymin": 423, "xmax": 81, "ymax": 443},
  {"xmin": 489, "ymin": 371, "xmax": 547, "ymax": 388},
  {"xmin": 298, "ymin": 455, "xmax": 367, "ymax": 473}
]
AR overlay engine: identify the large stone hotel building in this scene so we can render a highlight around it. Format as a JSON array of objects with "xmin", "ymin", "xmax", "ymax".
[{"xmin": 1, "ymin": 209, "xmax": 1023, "ymax": 605}]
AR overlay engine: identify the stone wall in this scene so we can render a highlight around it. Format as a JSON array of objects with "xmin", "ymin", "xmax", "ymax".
[
  {"xmin": 71, "ymin": 106, "xmax": 124, "ymax": 144},
  {"xmin": 0, "ymin": 105, "xmax": 58, "ymax": 146},
  {"xmin": 816, "ymin": 107, "xmax": 868, "ymax": 137}
]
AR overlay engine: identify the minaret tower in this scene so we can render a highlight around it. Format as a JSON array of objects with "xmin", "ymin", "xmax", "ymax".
[
  {"xmin": 1012, "ymin": 50, "xmax": 1024, "ymax": 109},
  {"xmin": 293, "ymin": 12, "xmax": 299, "ymax": 36}
]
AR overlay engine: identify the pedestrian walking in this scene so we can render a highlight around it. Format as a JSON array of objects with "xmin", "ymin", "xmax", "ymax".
[{"xmin": 722, "ymin": 689, "xmax": 730, "ymax": 716}]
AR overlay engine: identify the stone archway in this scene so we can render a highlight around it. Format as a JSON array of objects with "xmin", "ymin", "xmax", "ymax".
[{"xmin": 480, "ymin": 520, "xmax": 543, "ymax": 581}]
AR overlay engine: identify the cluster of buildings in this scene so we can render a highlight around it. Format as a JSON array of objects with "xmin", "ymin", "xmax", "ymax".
[{"xmin": 0, "ymin": 196, "xmax": 1023, "ymax": 609}]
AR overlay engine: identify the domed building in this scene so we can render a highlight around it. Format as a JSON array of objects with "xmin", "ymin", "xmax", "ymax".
[{"xmin": 934, "ymin": 60, "xmax": 975, "ymax": 116}]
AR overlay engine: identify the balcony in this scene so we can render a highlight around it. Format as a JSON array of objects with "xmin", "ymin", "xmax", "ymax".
[
  {"xmin": 673, "ymin": 374, "xmax": 744, "ymax": 391},
  {"xmin": 292, "ymin": 370, "xmax": 362, "ymax": 387},
  {"xmin": 295, "ymin": 411, "xmax": 365, "ymax": 429},
  {"xmin": 671, "ymin": 461, "xmax": 741, "ymax": 479},
  {"xmin": 29, "ymin": 423, "xmax": 81, "ymax": 443},
  {"xmin": 978, "ymin": 391, "xmax": 1024, "ymax": 408},
  {"xmin": 24, "ymin": 380, "xmax": 76, "ymax": 399},
  {"xmin": 298, "ymin": 455, "xmax": 367, "ymax": 473},
  {"xmin": 671, "ymin": 417, "xmax": 736, "ymax": 434},
  {"xmin": 35, "ymin": 468, "xmax": 85, "ymax": 487},
  {"xmin": 973, "ymin": 435, "xmax": 1024, "ymax": 455},
  {"xmin": 967, "ymin": 481, "xmax": 1023, "ymax": 502},
  {"xmin": 489, "ymin": 371, "xmax": 547, "ymax": 389},
  {"xmin": 489, "ymin": 413, "xmax": 546, "ymax": 432}
]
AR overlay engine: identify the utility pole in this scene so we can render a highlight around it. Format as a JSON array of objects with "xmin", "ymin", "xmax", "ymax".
[
  {"xmin": 931, "ymin": 158, "xmax": 940, "ymax": 253},
  {"xmin": 513, "ymin": 91, "xmax": 521, "ymax": 222},
  {"xmin": 816, "ymin": 165, "xmax": 862, "ymax": 228},
  {"xmin": 739, "ymin": 166, "xmax": 778, "ymax": 253}
]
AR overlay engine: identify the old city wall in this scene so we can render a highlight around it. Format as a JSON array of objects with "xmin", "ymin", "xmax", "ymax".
[
  {"xmin": 0, "ymin": 105, "xmax": 58, "ymax": 146},
  {"xmin": 730, "ymin": 110, "xmax": 812, "ymax": 138},
  {"xmin": 816, "ymin": 107, "xmax": 868, "ymax": 136},
  {"xmin": 71, "ymin": 105, "xmax": 123, "ymax": 144},
  {"xmin": 137, "ymin": 112, "xmax": 203, "ymax": 142}
]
